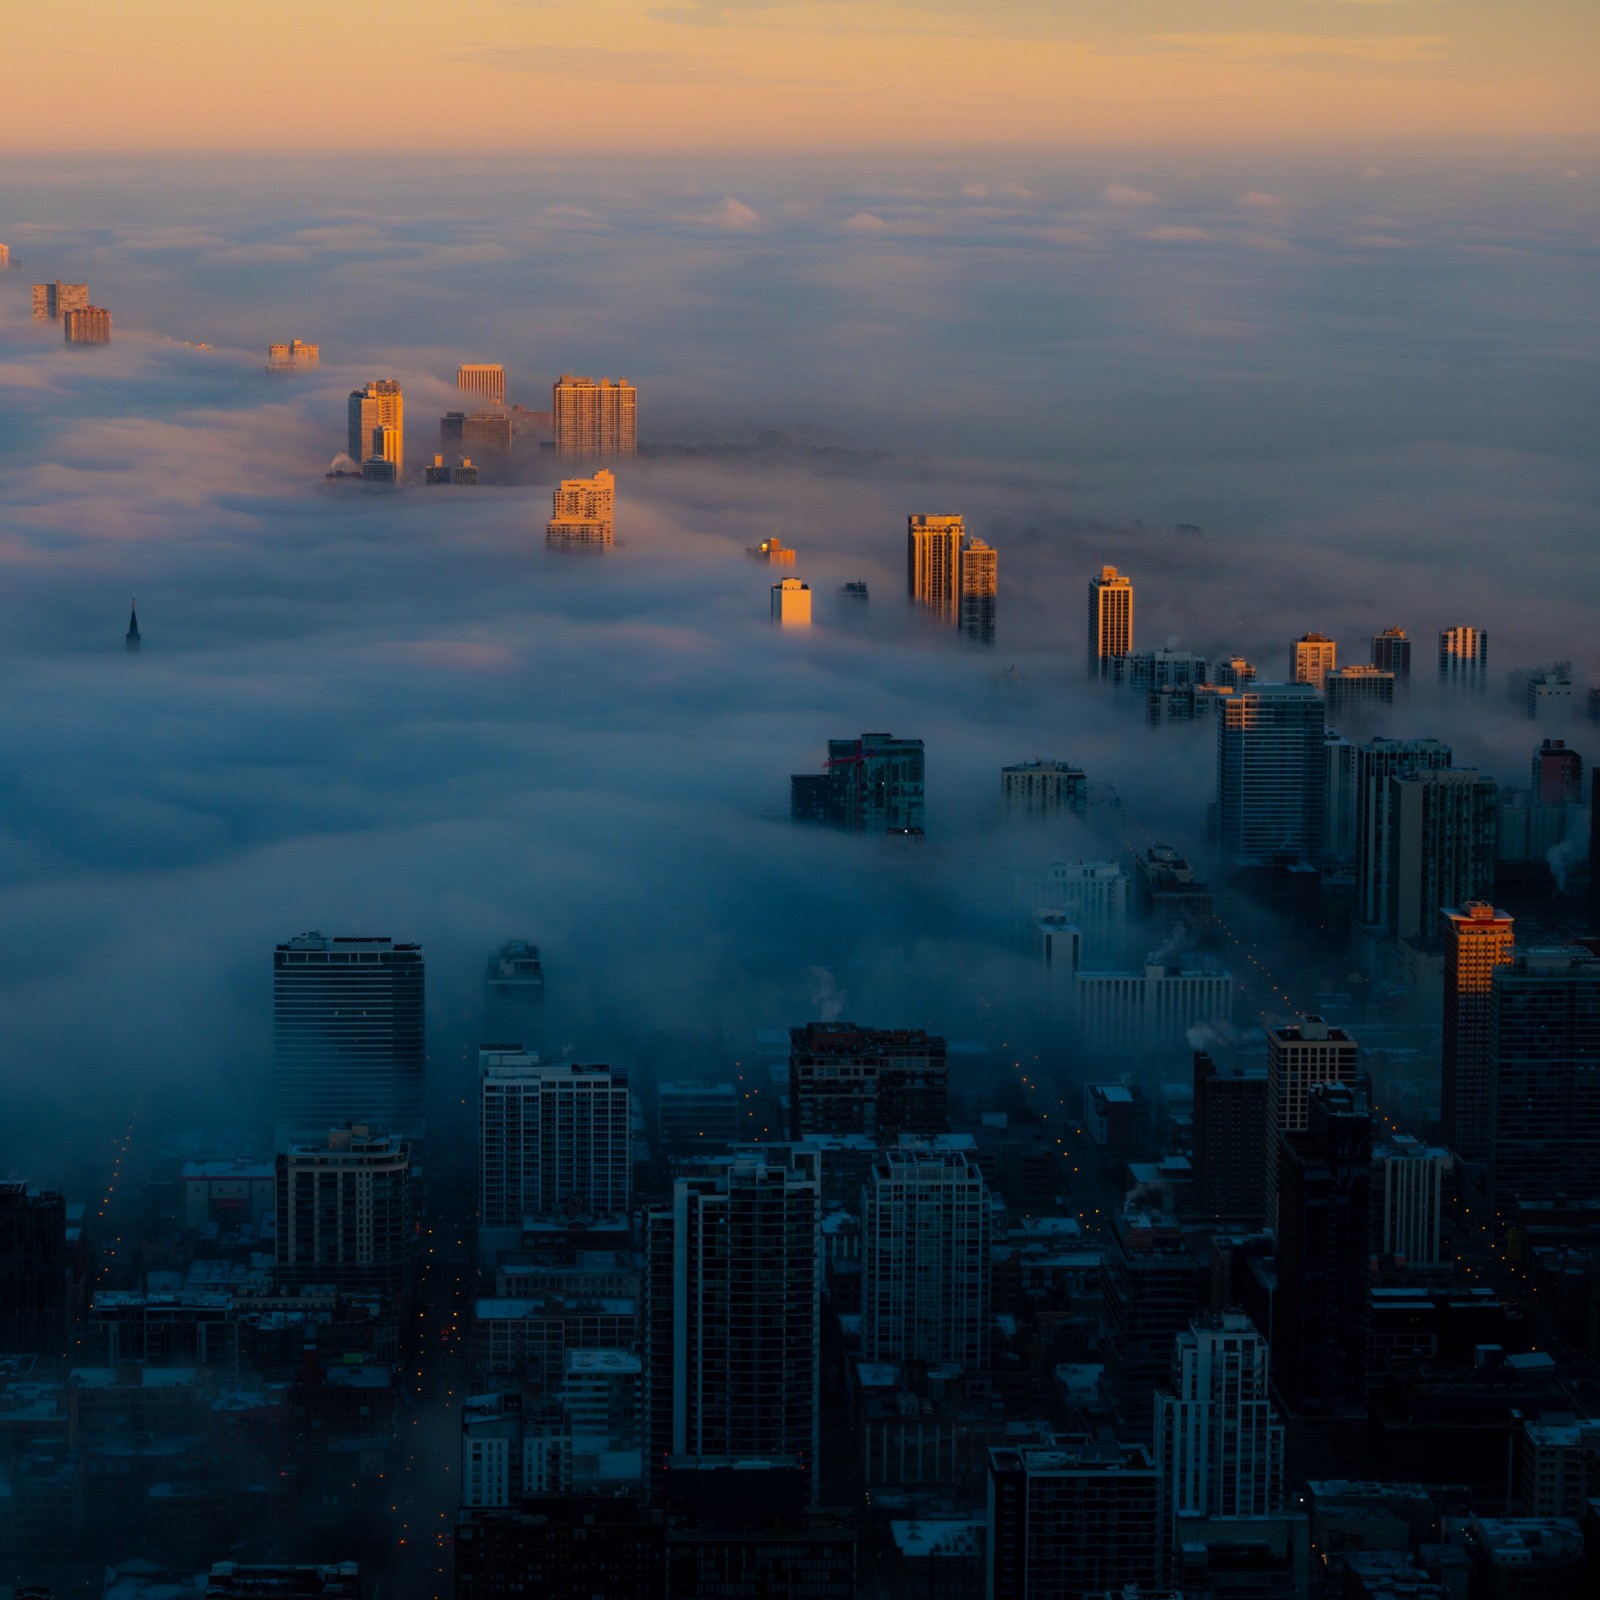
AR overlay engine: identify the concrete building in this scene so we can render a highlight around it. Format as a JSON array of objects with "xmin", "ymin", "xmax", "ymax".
[
  {"xmin": 267, "ymin": 339, "xmax": 318, "ymax": 371},
  {"xmin": 1441, "ymin": 903, "xmax": 1514, "ymax": 1161},
  {"xmin": 1088, "ymin": 565, "xmax": 1134, "ymax": 679},
  {"xmin": 63, "ymin": 306, "xmax": 111, "ymax": 344},
  {"xmin": 1265, "ymin": 1017, "xmax": 1359, "ymax": 1232},
  {"xmin": 457, "ymin": 363, "xmax": 507, "ymax": 407},
  {"xmin": 545, "ymin": 468, "xmax": 615, "ymax": 548},
  {"xmin": 1526, "ymin": 671, "xmax": 1573, "ymax": 723},
  {"xmin": 1371, "ymin": 627, "xmax": 1412, "ymax": 691},
  {"xmin": 348, "ymin": 380, "xmax": 404, "ymax": 477},
  {"xmin": 788, "ymin": 1022, "xmax": 948, "ymax": 1139},
  {"xmin": 274, "ymin": 1124, "xmax": 412, "ymax": 1296},
  {"xmin": 273, "ymin": 933, "xmax": 425, "ymax": 1143},
  {"xmin": 1291, "ymin": 633, "xmax": 1337, "ymax": 694},
  {"xmin": 1438, "ymin": 626, "xmax": 1488, "ymax": 694},
  {"xmin": 907, "ymin": 514, "xmax": 965, "ymax": 624},
  {"xmin": 1355, "ymin": 739, "xmax": 1455, "ymax": 938},
  {"xmin": 1326, "ymin": 666, "xmax": 1395, "ymax": 723},
  {"xmin": 1074, "ymin": 961, "xmax": 1234, "ymax": 1057},
  {"xmin": 790, "ymin": 733, "xmax": 924, "ymax": 834},
  {"xmin": 861, "ymin": 1145, "xmax": 990, "ymax": 1369},
  {"xmin": 441, "ymin": 407, "xmax": 513, "ymax": 472},
  {"xmin": 479, "ymin": 1052, "xmax": 632, "ymax": 1227},
  {"xmin": 551, "ymin": 373, "xmax": 636, "ymax": 457},
  {"xmin": 1373, "ymin": 1136, "xmax": 1452, "ymax": 1267},
  {"xmin": 959, "ymin": 537, "xmax": 997, "ymax": 645},
  {"xmin": 181, "ymin": 1159, "xmax": 276, "ymax": 1231},
  {"xmin": 424, "ymin": 453, "xmax": 479, "ymax": 484},
  {"xmin": 771, "ymin": 577, "xmax": 812, "ymax": 626},
  {"xmin": 1532, "ymin": 739, "xmax": 1583, "ymax": 804},
  {"xmin": 1215, "ymin": 684, "xmax": 1327, "ymax": 864},
  {"xmin": 0, "ymin": 1182, "xmax": 69, "ymax": 1354},
  {"xmin": 1035, "ymin": 913, "xmax": 1082, "ymax": 1010},
  {"xmin": 32, "ymin": 280, "xmax": 88, "ymax": 320},
  {"xmin": 1001, "ymin": 760, "xmax": 1087, "ymax": 820},
  {"xmin": 1386, "ymin": 770, "xmax": 1499, "ymax": 948}
]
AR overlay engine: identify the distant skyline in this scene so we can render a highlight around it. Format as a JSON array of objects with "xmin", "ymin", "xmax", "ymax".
[{"xmin": 3, "ymin": 1, "xmax": 1599, "ymax": 151}]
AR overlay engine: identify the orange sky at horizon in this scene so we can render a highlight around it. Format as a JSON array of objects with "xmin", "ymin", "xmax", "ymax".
[{"xmin": 3, "ymin": 0, "xmax": 1597, "ymax": 153}]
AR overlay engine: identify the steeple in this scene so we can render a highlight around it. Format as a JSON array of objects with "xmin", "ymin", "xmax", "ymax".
[{"xmin": 125, "ymin": 600, "xmax": 140, "ymax": 653}]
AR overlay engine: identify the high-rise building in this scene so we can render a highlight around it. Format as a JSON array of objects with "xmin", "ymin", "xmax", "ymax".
[
  {"xmin": 1073, "ymin": 960, "xmax": 1234, "ymax": 1056},
  {"xmin": 458, "ymin": 363, "xmax": 507, "ymax": 407},
  {"xmin": 788, "ymin": 1023, "xmax": 947, "ymax": 1139},
  {"xmin": 1154, "ymin": 1310, "xmax": 1284, "ymax": 1581},
  {"xmin": 545, "ymin": 468, "xmax": 615, "ymax": 548},
  {"xmin": 348, "ymin": 380, "xmax": 404, "ymax": 477},
  {"xmin": 479, "ymin": 1052, "xmax": 632, "ymax": 1227},
  {"xmin": 1532, "ymin": 739, "xmax": 1583, "ymax": 804},
  {"xmin": 125, "ymin": 600, "xmax": 140, "ymax": 654},
  {"xmin": 1001, "ymin": 761, "xmax": 1087, "ymax": 820},
  {"xmin": 1370, "ymin": 627, "xmax": 1411, "ymax": 691},
  {"xmin": 1526, "ymin": 671, "xmax": 1573, "ymax": 723},
  {"xmin": 748, "ymin": 536, "xmax": 797, "ymax": 565},
  {"xmin": 1438, "ymin": 626, "xmax": 1488, "ymax": 694},
  {"xmin": 1088, "ymin": 565, "xmax": 1134, "ymax": 679},
  {"xmin": 959, "ymin": 537, "xmax": 997, "ymax": 645},
  {"xmin": 484, "ymin": 941, "xmax": 545, "ymax": 1049},
  {"xmin": 63, "ymin": 306, "xmax": 112, "ymax": 344},
  {"xmin": 987, "ymin": 1438, "xmax": 1158, "ymax": 1600},
  {"xmin": 861, "ymin": 1145, "xmax": 990, "ymax": 1368},
  {"xmin": 1441, "ymin": 903, "xmax": 1514, "ymax": 1162},
  {"xmin": 790, "ymin": 733, "xmax": 925, "ymax": 834},
  {"xmin": 1324, "ymin": 731, "xmax": 1358, "ymax": 862},
  {"xmin": 1265, "ymin": 1017, "xmax": 1359, "ymax": 1231},
  {"xmin": 1488, "ymin": 946, "xmax": 1600, "ymax": 1209},
  {"xmin": 275, "ymin": 1124, "xmax": 412, "ymax": 1296},
  {"xmin": 1325, "ymin": 666, "xmax": 1395, "ymax": 723},
  {"xmin": 771, "ymin": 578, "xmax": 812, "ymax": 626},
  {"xmin": 657, "ymin": 1082, "xmax": 743, "ymax": 1151},
  {"xmin": 644, "ymin": 1153, "xmax": 820, "ymax": 1494},
  {"xmin": 1354, "ymin": 739, "xmax": 1454, "ymax": 934},
  {"xmin": 1013, "ymin": 859, "xmax": 1129, "ymax": 953},
  {"xmin": 272, "ymin": 933, "xmax": 425, "ymax": 1142},
  {"xmin": 1591, "ymin": 768, "xmax": 1600, "ymax": 935},
  {"xmin": 32, "ymin": 280, "xmax": 88, "ymax": 320},
  {"xmin": 1214, "ymin": 684, "xmax": 1327, "ymax": 864},
  {"xmin": 1215, "ymin": 656, "xmax": 1257, "ymax": 690},
  {"xmin": 267, "ymin": 339, "xmax": 319, "ymax": 371},
  {"xmin": 1291, "ymin": 633, "xmax": 1337, "ymax": 694},
  {"xmin": 1373, "ymin": 1135, "xmax": 1452, "ymax": 1267},
  {"xmin": 907, "ymin": 514, "xmax": 964, "ymax": 624},
  {"xmin": 0, "ymin": 243, "xmax": 10, "ymax": 268},
  {"xmin": 552, "ymin": 374, "xmax": 636, "ymax": 458},
  {"xmin": 0, "ymin": 1182, "xmax": 69, "ymax": 1354},
  {"xmin": 1386, "ymin": 769, "xmax": 1498, "ymax": 947},
  {"xmin": 1193, "ymin": 1051, "xmax": 1268, "ymax": 1224}
]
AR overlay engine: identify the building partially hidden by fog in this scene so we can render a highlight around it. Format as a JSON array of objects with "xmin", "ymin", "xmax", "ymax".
[
  {"xmin": 348, "ymin": 379, "xmax": 404, "ymax": 479},
  {"xmin": 1441, "ymin": 903, "xmax": 1514, "ymax": 1163},
  {"xmin": 1002, "ymin": 759, "xmax": 1086, "ymax": 820},
  {"xmin": 457, "ymin": 362, "xmax": 506, "ymax": 407},
  {"xmin": 791, "ymin": 732, "xmax": 924, "ymax": 834},
  {"xmin": 273, "ymin": 933, "xmax": 425, "ymax": 1145},
  {"xmin": 546, "ymin": 468, "xmax": 615, "ymax": 549},
  {"xmin": 63, "ymin": 306, "xmax": 111, "ymax": 344},
  {"xmin": 1214, "ymin": 683, "xmax": 1326, "ymax": 866},
  {"xmin": 1324, "ymin": 665, "xmax": 1394, "ymax": 722},
  {"xmin": 1074, "ymin": 959, "xmax": 1233, "ymax": 1057},
  {"xmin": 267, "ymin": 338, "xmax": 318, "ymax": 371},
  {"xmin": 425, "ymin": 452, "xmax": 479, "ymax": 485},
  {"xmin": 749, "ymin": 535, "xmax": 797, "ymax": 565},
  {"xmin": 1087, "ymin": 564, "xmax": 1134, "ymax": 679},
  {"xmin": 771, "ymin": 576, "xmax": 812, "ymax": 626},
  {"xmin": 1371, "ymin": 626, "xmax": 1411, "ymax": 690},
  {"xmin": 552, "ymin": 373, "xmax": 636, "ymax": 458},
  {"xmin": 0, "ymin": 1181, "xmax": 69, "ymax": 1355},
  {"xmin": 32, "ymin": 279, "xmax": 87, "ymax": 321},
  {"xmin": 125, "ymin": 600, "xmax": 140, "ymax": 653},
  {"xmin": 906, "ymin": 513, "xmax": 966, "ymax": 627},
  {"xmin": 1438, "ymin": 625, "xmax": 1489, "ymax": 694},
  {"xmin": 959, "ymin": 536, "xmax": 997, "ymax": 645},
  {"xmin": 484, "ymin": 938, "xmax": 544, "ymax": 1049},
  {"xmin": 788, "ymin": 1022, "xmax": 948, "ymax": 1140}
]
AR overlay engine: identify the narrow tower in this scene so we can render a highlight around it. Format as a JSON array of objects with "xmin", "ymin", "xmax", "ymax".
[{"xmin": 125, "ymin": 601, "xmax": 141, "ymax": 653}]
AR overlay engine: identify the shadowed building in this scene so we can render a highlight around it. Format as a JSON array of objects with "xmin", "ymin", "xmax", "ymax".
[
  {"xmin": 959, "ymin": 537, "xmax": 997, "ymax": 644},
  {"xmin": 788, "ymin": 1022, "xmax": 948, "ymax": 1139},
  {"xmin": 1371, "ymin": 627, "xmax": 1411, "ymax": 691},
  {"xmin": 1265, "ymin": 1017, "xmax": 1359, "ymax": 1232},
  {"xmin": 275, "ymin": 1124, "xmax": 412, "ymax": 1296},
  {"xmin": 1001, "ymin": 760, "xmax": 1086, "ymax": 820},
  {"xmin": 790, "ymin": 733, "xmax": 924, "ymax": 833},
  {"xmin": 1215, "ymin": 684, "xmax": 1326, "ymax": 865},
  {"xmin": 125, "ymin": 600, "xmax": 140, "ymax": 653},
  {"xmin": 1438, "ymin": 625, "xmax": 1488, "ymax": 694}
]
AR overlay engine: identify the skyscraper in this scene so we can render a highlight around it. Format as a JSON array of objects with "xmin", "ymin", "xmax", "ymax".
[
  {"xmin": 31, "ymin": 279, "xmax": 88, "ymax": 320},
  {"xmin": 479, "ymin": 1052, "xmax": 632, "ymax": 1227},
  {"xmin": 1001, "ymin": 761, "xmax": 1087, "ymax": 820},
  {"xmin": 644, "ymin": 1153, "xmax": 820, "ymax": 1495},
  {"xmin": 907, "ymin": 514, "xmax": 964, "ymax": 624},
  {"xmin": 0, "ymin": 1183, "xmax": 69, "ymax": 1354},
  {"xmin": 959, "ymin": 537, "xmax": 997, "ymax": 644},
  {"xmin": 267, "ymin": 339, "xmax": 319, "ymax": 371},
  {"xmin": 63, "ymin": 306, "xmax": 111, "ymax": 344},
  {"xmin": 788, "ymin": 1023, "xmax": 948, "ymax": 1139},
  {"xmin": 1215, "ymin": 656, "xmax": 1257, "ymax": 690},
  {"xmin": 1373, "ymin": 1135, "xmax": 1452, "ymax": 1266},
  {"xmin": 790, "ymin": 733, "xmax": 925, "ymax": 833},
  {"xmin": 1370, "ymin": 627, "xmax": 1411, "ymax": 691},
  {"xmin": 457, "ymin": 363, "xmax": 507, "ymax": 407},
  {"xmin": 0, "ymin": 244, "xmax": 10, "ymax": 268},
  {"xmin": 125, "ymin": 601, "xmax": 140, "ymax": 653},
  {"xmin": 1438, "ymin": 625, "xmax": 1488, "ymax": 693},
  {"xmin": 1525, "ymin": 670, "xmax": 1572, "ymax": 723},
  {"xmin": 860, "ymin": 1145, "xmax": 990, "ymax": 1368},
  {"xmin": 1532, "ymin": 739, "xmax": 1583, "ymax": 804},
  {"xmin": 1265, "ymin": 1017, "xmax": 1359, "ymax": 1231},
  {"xmin": 771, "ymin": 577, "xmax": 812, "ymax": 626},
  {"xmin": 545, "ymin": 468, "xmax": 615, "ymax": 548},
  {"xmin": 1386, "ymin": 769, "xmax": 1498, "ymax": 947},
  {"xmin": 272, "ymin": 933, "xmax": 425, "ymax": 1143},
  {"xmin": 484, "ymin": 939, "xmax": 544, "ymax": 1050},
  {"xmin": 1324, "ymin": 666, "xmax": 1394, "ymax": 723},
  {"xmin": 1192, "ymin": 1051, "xmax": 1268, "ymax": 1224},
  {"xmin": 1214, "ymin": 684, "xmax": 1327, "ymax": 864},
  {"xmin": 348, "ymin": 380, "xmax": 404, "ymax": 477},
  {"xmin": 1488, "ymin": 946, "xmax": 1600, "ymax": 1209},
  {"xmin": 1087, "ymin": 565, "xmax": 1134, "ymax": 679},
  {"xmin": 1290, "ymin": 632, "xmax": 1337, "ymax": 694},
  {"xmin": 1354, "ymin": 739, "xmax": 1453, "ymax": 935},
  {"xmin": 1441, "ymin": 903, "xmax": 1514, "ymax": 1162},
  {"xmin": 552, "ymin": 374, "xmax": 636, "ymax": 458},
  {"xmin": 1154, "ymin": 1311, "xmax": 1284, "ymax": 1581}
]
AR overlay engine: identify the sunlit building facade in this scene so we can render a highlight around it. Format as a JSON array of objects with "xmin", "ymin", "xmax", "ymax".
[
  {"xmin": 32, "ymin": 279, "xmax": 88, "ymax": 321},
  {"xmin": 268, "ymin": 339, "xmax": 319, "ymax": 371},
  {"xmin": 1291, "ymin": 632, "xmax": 1337, "ymax": 693},
  {"xmin": 63, "ymin": 306, "xmax": 112, "ymax": 344},
  {"xmin": 907, "ymin": 514, "xmax": 964, "ymax": 624},
  {"xmin": 771, "ymin": 577, "xmax": 812, "ymax": 626},
  {"xmin": 545, "ymin": 468, "xmax": 616, "ymax": 548},
  {"xmin": 1441, "ymin": 903, "xmax": 1514, "ymax": 1162},
  {"xmin": 348, "ymin": 380, "xmax": 404, "ymax": 477},
  {"xmin": 457, "ymin": 363, "xmax": 507, "ymax": 407},
  {"xmin": 1088, "ymin": 565, "xmax": 1134, "ymax": 679},
  {"xmin": 1438, "ymin": 625, "xmax": 1489, "ymax": 693},
  {"xmin": 552, "ymin": 373, "xmax": 636, "ymax": 458}
]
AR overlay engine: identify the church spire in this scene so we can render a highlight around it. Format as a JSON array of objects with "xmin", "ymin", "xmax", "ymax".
[{"xmin": 126, "ymin": 600, "xmax": 141, "ymax": 653}]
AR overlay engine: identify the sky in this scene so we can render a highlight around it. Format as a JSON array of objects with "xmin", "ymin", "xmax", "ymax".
[{"xmin": 3, "ymin": 1, "xmax": 1599, "ymax": 151}]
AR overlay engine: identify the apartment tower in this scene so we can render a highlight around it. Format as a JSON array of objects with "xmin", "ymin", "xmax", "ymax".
[
  {"xmin": 1441, "ymin": 903, "xmax": 1514, "ymax": 1162},
  {"xmin": 907, "ymin": 514, "xmax": 964, "ymax": 624},
  {"xmin": 552, "ymin": 374, "xmax": 636, "ymax": 457},
  {"xmin": 1088, "ymin": 565, "xmax": 1134, "ymax": 679},
  {"xmin": 348, "ymin": 380, "xmax": 404, "ymax": 476}
]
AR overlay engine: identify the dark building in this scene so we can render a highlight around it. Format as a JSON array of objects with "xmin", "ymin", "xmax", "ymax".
[
  {"xmin": 1441, "ymin": 904, "xmax": 1514, "ymax": 1163},
  {"xmin": 1371, "ymin": 627, "xmax": 1412, "ymax": 691},
  {"xmin": 455, "ymin": 1499, "xmax": 665, "ymax": 1600},
  {"xmin": 1136, "ymin": 843, "xmax": 1215, "ymax": 935},
  {"xmin": 790, "ymin": 733, "xmax": 925, "ymax": 833},
  {"xmin": 1590, "ymin": 768, "xmax": 1600, "ymax": 935},
  {"xmin": 987, "ymin": 1437, "xmax": 1159, "ymax": 1600},
  {"xmin": 1192, "ymin": 1051, "xmax": 1268, "ymax": 1225},
  {"xmin": 205, "ymin": 1563, "xmax": 362, "ymax": 1599},
  {"xmin": 1488, "ymin": 946, "xmax": 1600, "ymax": 1210},
  {"xmin": 787, "ymin": 1022, "xmax": 948, "ymax": 1139},
  {"xmin": 484, "ymin": 938, "xmax": 544, "ymax": 1051},
  {"xmin": 0, "ymin": 1182, "xmax": 69, "ymax": 1354},
  {"xmin": 1532, "ymin": 740, "xmax": 1583, "ymax": 805},
  {"xmin": 125, "ymin": 600, "xmax": 140, "ymax": 653}
]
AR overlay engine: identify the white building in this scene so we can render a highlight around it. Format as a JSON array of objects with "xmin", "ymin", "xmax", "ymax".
[
  {"xmin": 1035, "ymin": 913, "xmax": 1082, "ymax": 1012},
  {"xmin": 1074, "ymin": 961, "xmax": 1233, "ymax": 1056},
  {"xmin": 771, "ymin": 577, "xmax": 812, "ymax": 626},
  {"xmin": 1014, "ymin": 860, "xmax": 1129, "ymax": 953},
  {"xmin": 1374, "ymin": 1136, "xmax": 1452, "ymax": 1267}
]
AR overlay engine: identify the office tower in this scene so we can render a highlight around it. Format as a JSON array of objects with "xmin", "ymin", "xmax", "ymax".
[
  {"xmin": 907, "ymin": 514, "xmax": 965, "ymax": 624},
  {"xmin": 0, "ymin": 1183, "xmax": 68, "ymax": 1354},
  {"xmin": 788, "ymin": 1023, "xmax": 947, "ymax": 1139},
  {"xmin": 1371, "ymin": 627, "xmax": 1412, "ymax": 690},
  {"xmin": 1113, "ymin": 648, "xmax": 1209, "ymax": 691},
  {"xmin": 1265, "ymin": 1017, "xmax": 1359, "ymax": 1231},
  {"xmin": 1014, "ymin": 859, "xmax": 1129, "ymax": 960},
  {"xmin": 1214, "ymin": 656, "xmax": 1256, "ymax": 690},
  {"xmin": 267, "ymin": 339, "xmax": 318, "ymax": 371},
  {"xmin": 1087, "ymin": 565, "xmax": 1134, "ymax": 679},
  {"xmin": 1532, "ymin": 739, "xmax": 1583, "ymax": 804},
  {"xmin": 1440, "ymin": 903, "xmax": 1514, "ymax": 1161},
  {"xmin": 1154, "ymin": 1311, "xmax": 1284, "ymax": 1581},
  {"xmin": 1291, "ymin": 632, "xmax": 1337, "ymax": 693},
  {"xmin": 987, "ymin": 1438, "xmax": 1158, "ymax": 1600},
  {"xmin": 32, "ymin": 279, "xmax": 88, "ymax": 320},
  {"xmin": 1325, "ymin": 666, "xmax": 1394, "ymax": 722},
  {"xmin": 1526, "ymin": 670, "xmax": 1573, "ymax": 723},
  {"xmin": 552, "ymin": 373, "xmax": 636, "ymax": 457},
  {"xmin": 442, "ymin": 407, "xmax": 514, "ymax": 468},
  {"xmin": 1001, "ymin": 760, "xmax": 1087, "ymax": 820},
  {"xmin": 643, "ymin": 1153, "xmax": 820, "ymax": 1493},
  {"xmin": 1323, "ymin": 732, "xmax": 1358, "ymax": 862},
  {"xmin": 1386, "ymin": 770, "xmax": 1499, "ymax": 946},
  {"xmin": 748, "ymin": 535, "xmax": 797, "ymax": 565},
  {"xmin": 1354, "ymin": 738, "xmax": 1454, "ymax": 934},
  {"xmin": 424, "ymin": 453, "xmax": 479, "ymax": 485},
  {"xmin": 125, "ymin": 600, "xmax": 140, "ymax": 653},
  {"xmin": 657, "ymin": 1082, "xmax": 743, "ymax": 1150},
  {"xmin": 63, "ymin": 306, "xmax": 111, "ymax": 344},
  {"xmin": 959, "ymin": 537, "xmax": 997, "ymax": 644},
  {"xmin": 1272, "ymin": 1084, "xmax": 1371, "ymax": 1417},
  {"xmin": 1373, "ymin": 1135, "xmax": 1452, "ymax": 1266},
  {"xmin": 1073, "ymin": 960, "xmax": 1234, "ymax": 1056},
  {"xmin": 274, "ymin": 1124, "xmax": 412, "ymax": 1295},
  {"xmin": 1438, "ymin": 625, "xmax": 1488, "ymax": 693},
  {"xmin": 1193, "ymin": 1052, "xmax": 1268, "ymax": 1224},
  {"xmin": 458, "ymin": 363, "xmax": 507, "ymax": 407},
  {"xmin": 348, "ymin": 380, "xmax": 404, "ymax": 477},
  {"xmin": 545, "ymin": 468, "xmax": 616, "ymax": 548},
  {"xmin": 485, "ymin": 939, "xmax": 544, "ymax": 1048},
  {"xmin": 1489, "ymin": 946, "xmax": 1600, "ymax": 1209},
  {"xmin": 1214, "ymin": 684, "xmax": 1327, "ymax": 864},
  {"xmin": 790, "ymin": 733, "xmax": 925, "ymax": 833},
  {"xmin": 861, "ymin": 1146, "xmax": 990, "ymax": 1368},
  {"xmin": 479, "ymin": 1052, "xmax": 632, "ymax": 1227},
  {"xmin": 771, "ymin": 578, "xmax": 812, "ymax": 626},
  {"xmin": 272, "ymin": 933, "xmax": 425, "ymax": 1142}
]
